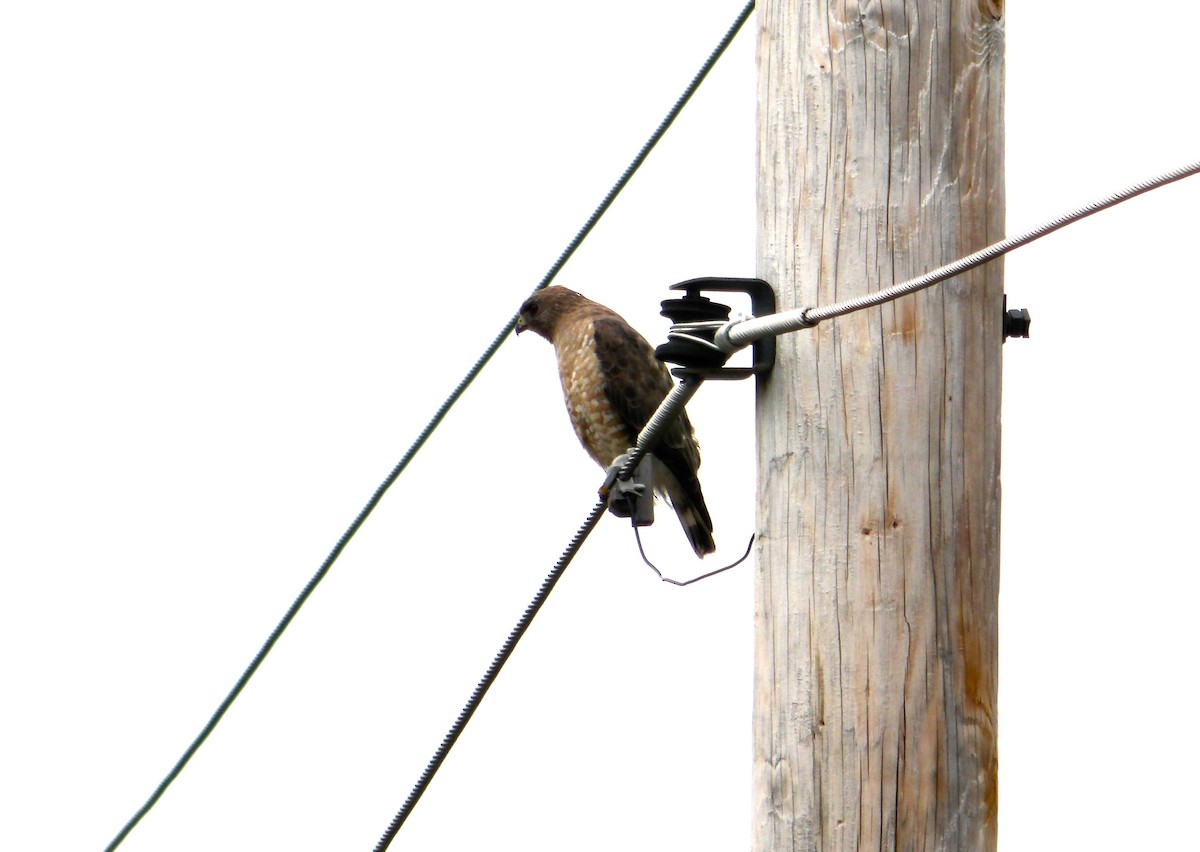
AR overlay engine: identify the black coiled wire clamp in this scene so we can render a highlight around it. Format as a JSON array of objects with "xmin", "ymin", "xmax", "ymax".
[{"xmin": 654, "ymin": 277, "xmax": 776, "ymax": 379}]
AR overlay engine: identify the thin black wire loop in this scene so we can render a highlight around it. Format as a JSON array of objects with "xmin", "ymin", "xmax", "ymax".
[
  {"xmin": 634, "ymin": 526, "xmax": 755, "ymax": 586},
  {"xmin": 103, "ymin": 4, "xmax": 755, "ymax": 849}
]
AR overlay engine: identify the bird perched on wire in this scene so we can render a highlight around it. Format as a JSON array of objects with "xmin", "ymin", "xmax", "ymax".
[{"xmin": 515, "ymin": 285, "xmax": 715, "ymax": 557}]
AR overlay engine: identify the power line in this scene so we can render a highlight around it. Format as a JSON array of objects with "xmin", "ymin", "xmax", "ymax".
[
  {"xmin": 370, "ymin": 156, "xmax": 1200, "ymax": 850},
  {"xmin": 718, "ymin": 160, "xmax": 1200, "ymax": 348},
  {"xmin": 372, "ymin": 378, "xmax": 704, "ymax": 851},
  {"xmin": 102, "ymin": 4, "xmax": 755, "ymax": 849}
]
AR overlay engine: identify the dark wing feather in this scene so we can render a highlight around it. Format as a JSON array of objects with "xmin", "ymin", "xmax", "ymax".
[
  {"xmin": 590, "ymin": 316, "xmax": 671, "ymax": 444},
  {"xmin": 591, "ymin": 314, "xmax": 715, "ymax": 554},
  {"xmin": 591, "ymin": 317, "xmax": 711, "ymax": 525}
]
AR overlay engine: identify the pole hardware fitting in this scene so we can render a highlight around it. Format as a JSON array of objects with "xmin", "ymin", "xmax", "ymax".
[
  {"xmin": 601, "ymin": 451, "xmax": 656, "ymax": 527},
  {"xmin": 654, "ymin": 277, "xmax": 777, "ymax": 379},
  {"xmin": 1002, "ymin": 294, "xmax": 1032, "ymax": 341}
]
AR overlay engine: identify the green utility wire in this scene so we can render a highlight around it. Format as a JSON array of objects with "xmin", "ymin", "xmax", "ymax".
[{"xmin": 103, "ymin": 2, "xmax": 756, "ymax": 848}]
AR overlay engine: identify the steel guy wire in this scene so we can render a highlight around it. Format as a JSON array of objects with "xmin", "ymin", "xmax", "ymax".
[
  {"xmin": 373, "ymin": 156, "xmax": 1200, "ymax": 850},
  {"xmin": 372, "ymin": 377, "xmax": 704, "ymax": 851},
  {"xmin": 101, "ymin": 4, "xmax": 755, "ymax": 850},
  {"xmin": 715, "ymin": 159, "xmax": 1200, "ymax": 351}
]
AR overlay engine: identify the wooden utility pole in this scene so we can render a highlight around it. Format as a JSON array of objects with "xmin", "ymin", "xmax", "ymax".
[{"xmin": 753, "ymin": 1, "xmax": 1004, "ymax": 849}]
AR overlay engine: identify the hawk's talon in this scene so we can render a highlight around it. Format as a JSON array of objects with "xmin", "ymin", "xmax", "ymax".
[
  {"xmin": 600, "ymin": 450, "xmax": 637, "ymax": 496},
  {"xmin": 603, "ymin": 451, "xmax": 652, "ymax": 523}
]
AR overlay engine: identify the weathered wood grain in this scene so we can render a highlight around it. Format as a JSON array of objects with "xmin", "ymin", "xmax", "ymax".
[{"xmin": 754, "ymin": 1, "xmax": 1004, "ymax": 848}]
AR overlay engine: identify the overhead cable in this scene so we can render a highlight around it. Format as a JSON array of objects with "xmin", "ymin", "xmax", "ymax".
[
  {"xmin": 716, "ymin": 159, "xmax": 1200, "ymax": 351},
  {"xmin": 374, "ymin": 156, "xmax": 1200, "ymax": 850},
  {"xmin": 102, "ymin": 4, "xmax": 755, "ymax": 850},
  {"xmin": 372, "ymin": 378, "xmax": 704, "ymax": 851}
]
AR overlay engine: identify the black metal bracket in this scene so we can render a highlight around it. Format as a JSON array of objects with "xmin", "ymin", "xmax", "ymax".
[
  {"xmin": 1003, "ymin": 294, "xmax": 1032, "ymax": 341},
  {"xmin": 654, "ymin": 277, "xmax": 776, "ymax": 379}
]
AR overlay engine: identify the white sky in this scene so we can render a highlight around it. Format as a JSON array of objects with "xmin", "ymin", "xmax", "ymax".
[{"xmin": 2, "ymin": 2, "xmax": 1198, "ymax": 850}]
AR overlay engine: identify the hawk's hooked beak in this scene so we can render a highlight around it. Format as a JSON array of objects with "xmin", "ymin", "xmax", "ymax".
[{"xmin": 514, "ymin": 314, "xmax": 528, "ymax": 335}]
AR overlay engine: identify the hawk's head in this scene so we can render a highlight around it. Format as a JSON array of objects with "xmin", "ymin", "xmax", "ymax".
[{"xmin": 514, "ymin": 286, "xmax": 590, "ymax": 342}]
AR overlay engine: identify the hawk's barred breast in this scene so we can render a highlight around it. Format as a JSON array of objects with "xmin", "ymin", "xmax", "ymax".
[{"xmin": 558, "ymin": 319, "xmax": 634, "ymax": 469}]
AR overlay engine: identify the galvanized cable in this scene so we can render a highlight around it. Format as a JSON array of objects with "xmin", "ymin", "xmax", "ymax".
[
  {"xmin": 373, "ymin": 376, "xmax": 704, "ymax": 851},
  {"xmin": 718, "ymin": 159, "xmax": 1200, "ymax": 349},
  {"xmin": 374, "ymin": 155, "xmax": 1199, "ymax": 848},
  {"xmin": 370, "ymin": 498, "xmax": 606, "ymax": 852},
  {"xmin": 102, "ymin": 5, "xmax": 754, "ymax": 849}
]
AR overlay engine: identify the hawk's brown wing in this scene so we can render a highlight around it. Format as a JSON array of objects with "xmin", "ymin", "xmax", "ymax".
[
  {"xmin": 591, "ymin": 316, "xmax": 714, "ymax": 548},
  {"xmin": 590, "ymin": 316, "xmax": 672, "ymax": 444}
]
